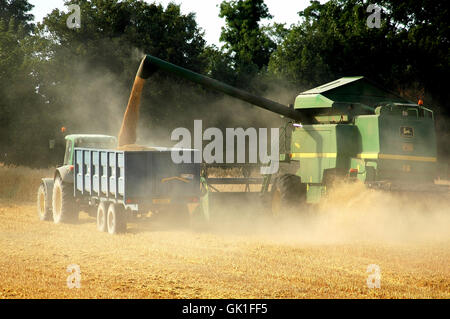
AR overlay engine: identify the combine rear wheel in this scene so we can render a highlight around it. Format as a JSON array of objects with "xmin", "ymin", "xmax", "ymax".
[
  {"xmin": 37, "ymin": 183, "xmax": 52, "ymax": 221},
  {"xmin": 107, "ymin": 203, "xmax": 127, "ymax": 234},
  {"xmin": 271, "ymin": 174, "xmax": 306, "ymax": 217},
  {"xmin": 52, "ymin": 177, "xmax": 78, "ymax": 224}
]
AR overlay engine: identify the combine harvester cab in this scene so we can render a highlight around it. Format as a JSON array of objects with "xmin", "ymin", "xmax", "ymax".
[
  {"xmin": 355, "ymin": 103, "xmax": 437, "ymax": 191},
  {"xmin": 291, "ymin": 76, "xmax": 442, "ymax": 203}
]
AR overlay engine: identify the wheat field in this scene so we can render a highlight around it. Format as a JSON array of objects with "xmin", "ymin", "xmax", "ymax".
[{"xmin": 0, "ymin": 165, "xmax": 449, "ymax": 299}]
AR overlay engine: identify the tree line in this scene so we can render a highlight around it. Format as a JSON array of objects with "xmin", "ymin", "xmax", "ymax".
[{"xmin": 0, "ymin": 0, "xmax": 448, "ymax": 167}]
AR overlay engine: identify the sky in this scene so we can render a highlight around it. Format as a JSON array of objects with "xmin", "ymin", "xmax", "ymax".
[{"xmin": 29, "ymin": 0, "xmax": 321, "ymax": 46}]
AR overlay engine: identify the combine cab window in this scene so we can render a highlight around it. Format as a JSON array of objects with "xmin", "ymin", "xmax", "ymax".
[
  {"xmin": 63, "ymin": 140, "xmax": 73, "ymax": 166},
  {"xmin": 403, "ymin": 108, "xmax": 418, "ymax": 119},
  {"xmin": 421, "ymin": 108, "xmax": 434, "ymax": 119}
]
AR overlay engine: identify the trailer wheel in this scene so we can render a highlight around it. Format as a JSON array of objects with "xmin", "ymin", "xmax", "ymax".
[
  {"xmin": 37, "ymin": 183, "xmax": 52, "ymax": 221},
  {"xmin": 52, "ymin": 177, "xmax": 78, "ymax": 224},
  {"xmin": 107, "ymin": 203, "xmax": 126, "ymax": 234},
  {"xmin": 271, "ymin": 174, "xmax": 306, "ymax": 217},
  {"xmin": 96, "ymin": 202, "xmax": 107, "ymax": 232}
]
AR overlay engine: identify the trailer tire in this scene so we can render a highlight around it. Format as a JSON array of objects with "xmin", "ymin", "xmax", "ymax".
[
  {"xmin": 271, "ymin": 174, "xmax": 306, "ymax": 217},
  {"xmin": 52, "ymin": 177, "xmax": 78, "ymax": 224},
  {"xmin": 37, "ymin": 183, "xmax": 52, "ymax": 221},
  {"xmin": 107, "ymin": 203, "xmax": 126, "ymax": 234},
  {"xmin": 96, "ymin": 202, "xmax": 107, "ymax": 232}
]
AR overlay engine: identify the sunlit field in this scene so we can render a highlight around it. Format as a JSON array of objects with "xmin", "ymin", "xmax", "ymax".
[{"xmin": 0, "ymin": 165, "xmax": 449, "ymax": 299}]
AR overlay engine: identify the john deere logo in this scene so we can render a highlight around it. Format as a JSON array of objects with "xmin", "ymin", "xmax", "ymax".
[{"xmin": 400, "ymin": 126, "xmax": 414, "ymax": 138}]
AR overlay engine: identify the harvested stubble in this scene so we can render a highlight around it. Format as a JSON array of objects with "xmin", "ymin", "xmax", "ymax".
[{"xmin": 0, "ymin": 165, "xmax": 448, "ymax": 299}]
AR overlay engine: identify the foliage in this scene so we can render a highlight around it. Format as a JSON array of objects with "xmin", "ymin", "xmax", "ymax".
[
  {"xmin": 218, "ymin": 0, "xmax": 277, "ymax": 88},
  {"xmin": 0, "ymin": 0, "xmax": 448, "ymax": 166},
  {"xmin": 0, "ymin": 0, "xmax": 34, "ymax": 32},
  {"xmin": 268, "ymin": 0, "xmax": 449, "ymax": 158}
]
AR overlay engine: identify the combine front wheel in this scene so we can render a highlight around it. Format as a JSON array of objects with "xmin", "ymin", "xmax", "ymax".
[{"xmin": 270, "ymin": 174, "xmax": 306, "ymax": 217}]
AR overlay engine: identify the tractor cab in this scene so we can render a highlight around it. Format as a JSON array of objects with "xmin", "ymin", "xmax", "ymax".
[{"xmin": 63, "ymin": 134, "xmax": 117, "ymax": 166}]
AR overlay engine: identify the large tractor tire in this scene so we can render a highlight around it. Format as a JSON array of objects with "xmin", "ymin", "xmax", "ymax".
[
  {"xmin": 271, "ymin": 174, "xmax": 307, "ymax": 217},
  {"xmin": 96, "ymin": 201, "xmax": 107, "ymax": 232},
  {"xmin": 107, "ymin": 203, "xmax": 127, "ymax": 234},
  {"xmin": 52, "ymin": 177, "xmax": 78, "ymax": 224},
  {"xmin": 37, "ymin": 183, "xmax": 52, "ymax": 221}
]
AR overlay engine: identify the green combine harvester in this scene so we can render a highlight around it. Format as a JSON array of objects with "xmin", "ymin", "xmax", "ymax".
[{"xmin": 119, "ymin": 55, "xmax": 446, "ymax": 219}]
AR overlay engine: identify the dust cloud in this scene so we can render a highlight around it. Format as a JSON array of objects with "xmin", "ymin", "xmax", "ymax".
[
  {"xmin": 203, "ymin": 181, "xmax": 450, "ymax": 245},
  {"xmin": 48, "ymin": 53, "xmax": 449, "ymax": 247}
]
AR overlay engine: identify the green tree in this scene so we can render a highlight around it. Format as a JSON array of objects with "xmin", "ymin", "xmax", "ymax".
[
  {"xmin": 373, "ymin": 0, "xmax": 449, "ymax": 109},
  {"xmin": 219, "ymin": 0, "xmax": 276, "ymax": 88},
  {"xmin": 0, "ymin": 1, "xmax": 57, "ymax": 167},
  {"xmin": 269, "ymin": 0, "xmax": 449, "ymax": 159},
  {"xmin": 0, "ymin": 0, "xmax": 211, "ymax": 166},
  {"xmin": 0, "ymin": 0, "xmax": 34, "ymax": 32},
  {"xmin": 270, "ymin": 0, "xmax": 448, "ymax": 100},
  {"xmin": 269, "ymin": 0, "xmax": 402, "ymax": 87},
  {"xmin": 33, "ymin": 0, "xmax": 208, "ymax": 139}
]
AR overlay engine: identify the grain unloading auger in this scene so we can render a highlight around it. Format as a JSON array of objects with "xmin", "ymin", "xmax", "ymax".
[
  {"xmin": 119, "ymin": 55, "xmax": 448, "ymax": 220},
  {"xmin": 118, "ymin": 55, "xmax": 312, "ymax": 146}
]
